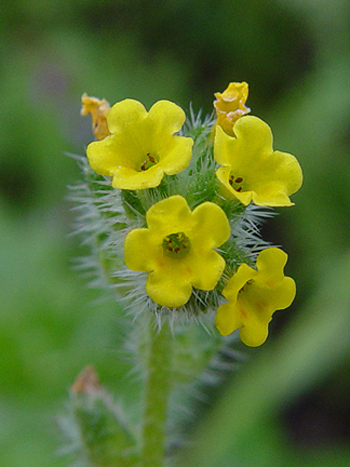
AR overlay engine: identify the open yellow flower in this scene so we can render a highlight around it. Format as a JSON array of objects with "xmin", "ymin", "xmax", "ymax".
[
  {"xmin": 81, "ymin": 93, "xmax": 111, "ymax": 140},
  {"xmin": 215, "ymin": 248, "xmax": 296, "ymax": 346},
  {"xmin": 124, "ymin": 195, "xmax": 230, "ymax": 308},
  {"xmin": 214, "ymin": 82, "xmax": 251, "ymax": 136},
  {"xmin": 86, "ymin": 99, "xmax": 193, "ymax": 190},
  {"xmin": 214, "ymin": 116, "xmax": 303, "ymax": 206}
]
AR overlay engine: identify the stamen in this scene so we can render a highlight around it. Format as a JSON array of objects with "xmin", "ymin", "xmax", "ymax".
[
  {"xmin": 163, "ymin": 232, "xmax": 191, "ymax": 259},
  {"xmin": 140, "ymin": 153, "xmax": 157, "ymax": 171},
  {"xmin": 239, "ymin": 279, "xmax": 253, "ymax": 294},
  {"xmin": 229, "ymin": 173, "xmax": 244, "ymax": 192}
]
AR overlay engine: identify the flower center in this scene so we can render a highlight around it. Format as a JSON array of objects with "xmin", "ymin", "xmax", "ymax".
[
  {"xmin": 140, "ymin": 153, "xmax": 158, "ymax": 171},
  {"xmin": 229, "ymin": 174, "xmax": 244, "ymax": 192},
  {"xmin": 239, "ymin": 279, "xmax": 253, "ymax": 294},
  {"xmin": 162, "ymin": 232, "xmax": 191, "ymax": 259}
]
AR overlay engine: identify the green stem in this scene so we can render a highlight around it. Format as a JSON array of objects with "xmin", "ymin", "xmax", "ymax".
[{"xmin": 141, "ymin": 315, "xmax": 172, "ymax": 467}]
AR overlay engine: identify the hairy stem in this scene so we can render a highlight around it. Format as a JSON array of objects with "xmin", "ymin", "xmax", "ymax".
[{"xmin": 141, "ymin": 315, "xmax": 172, "ymax": 467}]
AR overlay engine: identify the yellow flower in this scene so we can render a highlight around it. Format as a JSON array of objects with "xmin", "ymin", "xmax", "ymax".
[
  {"xmin": 214, "ymin": 116, "xmax": 303, "ymax": 207},
  {"xmin": 81, "ymin": 93, "xmax": 111, "ymax": 140},
  {"xmin": 86, "ymin": 99, "xmax": 193, "ymax": 190},
  {"xmin": 124, "ymin": 195, "xmax": 230, "ymax": 308},
  {"xmin": 215, "ymin": 248, "xmax": 296, "ymax": 346},
  {"xmin": 214, "ymin": 82, "xmax": 251, "ymax": 136}
]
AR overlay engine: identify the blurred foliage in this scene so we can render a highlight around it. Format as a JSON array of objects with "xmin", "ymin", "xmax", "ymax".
[{"xmin": 0, "ymin": 0, "xmax": 349, "ymax": 466}]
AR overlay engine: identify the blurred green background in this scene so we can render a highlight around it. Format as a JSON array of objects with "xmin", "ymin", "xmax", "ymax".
[{"xmin": 1, "ymin": 0, "xmax": 350, "ymax": 466}]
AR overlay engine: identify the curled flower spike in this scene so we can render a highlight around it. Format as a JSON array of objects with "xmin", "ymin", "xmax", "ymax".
[
  {"xmin": 86, "ymin": 99, "xmax": 193, "ymax": 190},
  {"xmin": 215, "ymin": 248, "xmax": 296, "ymax": 347},
  {"xmin": 81, "ymin": 93, "xmax": 111, "ymax": 140},
  {"xmin": 124, "ymin": 195, "xmax": 230, "ymax": 308},
  {"xmin": 214, "ymin": 116, "xmax": 303, "ymax": 207},
  {"xmin": 214, "ymin": 82, "xmax": 251, "ymax": 136}
]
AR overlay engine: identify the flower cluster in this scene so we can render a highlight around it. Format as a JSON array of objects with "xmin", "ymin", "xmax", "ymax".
[{"xmin": 77, "ymin": 82, "xmax": 302, "ymax": 347}]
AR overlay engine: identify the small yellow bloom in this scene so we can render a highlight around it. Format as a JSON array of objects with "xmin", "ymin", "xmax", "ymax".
[
  {"xmin": 81, "ymin": 93, "xmax": 111, "ymax": 140},
  {"xmin": 214, "ymin": 82, "xmax": 251, "ymax": 136},
  {"xmin": 124, "ymin": 195, "xmax": 230, "ymax": 308},
  {"xmin": 214, "ymin": 116, "xmax": 303, "ymax": 207},
  {"xmin": 215, "ymin": 248, "xmax": 296, "ymax": 346},
  {"xmin": 86, "ymin": 99, "xmax": 193, "ymax": 190}
]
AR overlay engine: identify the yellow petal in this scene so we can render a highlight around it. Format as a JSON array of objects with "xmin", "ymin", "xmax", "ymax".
[
  {"xmin": 215, "ymin": 302, "xmax": 244, "ymax": 336},
  {"xmin": 232, "ymin": 285, "xmax": 273, "ymax": 347},
  {"xmin": 239, "ymin": 319, "xmax": 270, "ymax": 347},
  {"xmin": 146, "ymin": 251, "xmax": 199, "ymax": 307},
  {"xmin": 124, "ymin": 228, "xmax": 160, "ymax": 272},
  {"xmin": 249, "ymin": 150, "xmax": 303, "ymax": 206},
  {"xmin": 190, "ymin": 202, "xmax": 231, "ymax": 250},
  {"xmin": 146, "ymin": 265, "xmax": 193, "ymax": 308},
  {"xmin": 216, "ymin": 166, "xmax": 254, "ymax": 206},
  {"xmin": 111, "ymin": 165, "xmax": 165, "ymax": 190},
  {"xmin": 268, "ymin": 277, "xmax": 296, "ymax": 310},
  {"xmin": 146, "ymin": 195, "xmax": 194, "ymax": 238},
  {"xmin": 146, "ymin": 249, "xmax": 224, "ymax": 307},
  {"xmin": 255, "ymin": 248, "xmax": 287, "ymax": 285},
  {"xmin": 190, "ymin": 250, "xmax": 226, "ymax": 291},
  {"xmin": 213, "ymin": 125, "xmax": 233, "ymax": 166},
  {"xmin": 86, "ymin": 136, "xmax": 128, "ymax": 176},
  {"xmin": 222, "ymin": 263, "xmax": 257, "ymax": 303},
  {"xmin": 148, "ymin": 100, "xmax": 186, "ymax": 136},
  {"xmin": 107, "ymin": 99, "xmax": 148, "ymax": 135},
  {"xmin": 158, "ymin": 135, "xmax": 193, "ymax": 175}
]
